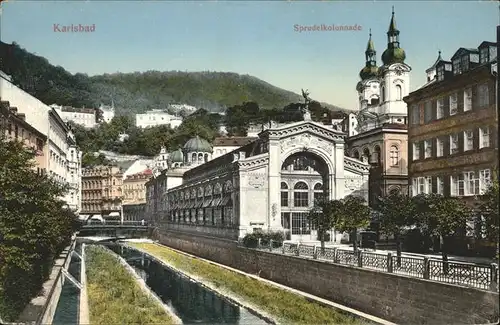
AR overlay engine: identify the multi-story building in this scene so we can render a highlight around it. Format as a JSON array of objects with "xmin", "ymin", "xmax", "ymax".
[
  {"xmin": 344, "ymin": 9, "xmax": 411, "ymax": 204},
  {"xmin": 212, "ymin": 136, "xmax": 257, "ymax": 159},
  {"xmin": 66, "ymin": 129, "xmax": 82, "ymax": 213},
  {"xmin": 153, "ymin": 147, "xmax": 169, "ymax": 175},
  {"xmin": 51, "ymin": 104, "xmax": 97, "ymax": 128},
  {"xmin": 135, "ymin": 109, "xmax": 182, "ymax": 129},
  {"xmin": 81, "ymin": 165, "xmax": 124, "ymax": 221},
  {"xmin": 122, "ymin": 169, "xmax": 152, "ymax": 222},
  {"xmin": 0, "ymin": 100, "xmax": 47, "ymax": 174},
  {"xmin": 404, "ymin": 40, "xmax": 498, "ymax": 201},
  {"xmin": 48, "ymin": 108, "xmax": 70, "ymax": 184}
]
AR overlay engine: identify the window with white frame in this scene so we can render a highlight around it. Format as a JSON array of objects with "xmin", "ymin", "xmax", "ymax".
[
  {"xmin": 451, "ymin": 174, "xmax": 466, "ymax": 196},
  {"xmin": 449, "ymin": 134, "xmax": 459, "ymax": 154},
  {"xmin": 412, "ymin": 177, "xmax": 425, "ymax": 196},
  {"xmin": 436, "ymin": 176, "xmax": 444, "ymax": 195},
  {"xmin": 436, "ymin": 138, "xmax": 444, "ymax": 157},
  {"xmin": 465, "ymin": 171, "xmax": 480, "ymax": 196},
  {"xmin": 425, "ymin": 177, "xmax": 432, "ymax": 194},
  {"xmin": 480, "ymin": 169, "xmax": 491, "ymax": 194},
  {"xmin": 412, "ymin": 142, "xmax": 420, "ymax": 161},
  {"xmin": 424, "ymin": 140, "xmax": 432, "ymax": 158},
  {"xmin": 480, "ymin": 47, "xmax": 489, "ymax": 64},
  {"xmin": 437, "ymin": 66, "xmax": 444, "ymax": 81},
  {"xmin": 437, "ymin": 97, "xmax": 445, "ymax": 119},
  {"xmin": 389, "ymin": 145, "xmax": 399, "ymax": 166},
  {"xmin": 463, "ymin": 130, "xmax": 474, "ymax": 151},
  {"xmin": 453, "ymin": 59, "xmax": 461, "ymax": 75},
  {"xmin": 479, "ymin": 126, "xmax": 490, "ymax": 148},
  {"xmin": 463, "ymin": 88, "xmax": 472, "ymax": 111},
  {"xmin": 478, "ymin": 83, "xmax": 489, "ymax": 108},
  {"xmin": 449, "ymin": 93, "xmax": 458, "ymax": 115}
]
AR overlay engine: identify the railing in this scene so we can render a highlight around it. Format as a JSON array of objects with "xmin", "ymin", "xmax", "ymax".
[
  {"xmin": 247, "ymin": 240, "xmax": 499, "ymax": 292},
  {"xmin": 83, "ymin": 220, "xmax": 149, "ymax": 226}
]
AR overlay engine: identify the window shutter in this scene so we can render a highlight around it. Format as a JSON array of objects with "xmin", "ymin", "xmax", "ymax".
[
  {"xmin": 443, "ymin": 96, "xmax": 450, "ymax": 118},
  {"xmin": 473, "ymin": 128, "xmax": 480, "ymax": 151},
  {"xmin": 457, "ymin": 91, "xmax": 464, "ymax": 113},
  {"xmin": 432, "ymin": 138, "xmax": 438, "ymax": 157},
  {"xmin": 444, "ymin": 175, "xmax": 451, "ymax": 197},
  {"xmin": 471, "ymin": 85, "xmax": 478, "ymax": 110},
  {"xmin": 443, "ymin": 135, "xmax": 450, "ymax": 156},
  {"xmin": 458, "ymin": 132, "xmax": 464, "ymax": 153},
  {"xmin": 431, "ymin": 176, "xmax": 437, "ymax": 194},
  {"xmin": 432, "ymin": 100, "xmax": 437, "ymax": 120},
  {"xmin": 489, "ymin": 81, "xmax": 495, "ymax": 107},
  {"xmin": 419, "ymin": 141, "xmax": 425, "ymax": 160}
]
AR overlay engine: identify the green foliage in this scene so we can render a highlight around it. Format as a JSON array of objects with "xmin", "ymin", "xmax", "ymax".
[
  {"xmin": 414, "ymin": 193, "xmax": 471, "ymax": 238},
  {"xmin": 85, "ymin": 245, "xmax": 175, "ymax": 325},
  {"xmin": 333, "ymin": 195, "xmax": 371, "ymax": 233},
  {"xmin": 308, "ymin": 200, "xmax": 343, "ymax": 250},
  {"xmin": 376, "ymin": 191, "xmax": 416, "ymax": 237},
  {"xmin": 0, "ymin": 139, "xmax": 78, "ymax": 321},
  {"xmin": 242, "ymin": 230, "xmax": 285, "ymax": 248},
  {"xmin": 131, "ymin": 243, "xmax": 362, "ymax": 324},
  {"xmin": 478, "ymin": 180, "xmax": 499, "ymax": 243}
]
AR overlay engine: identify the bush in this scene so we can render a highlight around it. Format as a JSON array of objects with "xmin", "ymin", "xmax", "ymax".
[{"xmin": 242, "ymin": 230, "xmax": 285, "ymax": 248}]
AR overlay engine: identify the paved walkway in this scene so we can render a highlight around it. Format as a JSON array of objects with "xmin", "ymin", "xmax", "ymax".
[{"xmin": 285, "ymin": 241, "xmax": 497, "ymax": 265}]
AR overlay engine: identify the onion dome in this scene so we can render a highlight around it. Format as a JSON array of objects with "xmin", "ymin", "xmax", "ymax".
[
  {"xmin": 183, "ymin": 135, "xmax": 213, "ymax": 153},
  {"xmin": 169, "ymin": 148, "xmax": 184, "ymax": 163},
  {"xmin": 381, "ymin": 8, "xmax": 406, "ymax": 66},
  {"xmin": 359, "ymin": 29, "xmax": 379, "ymax": 80}
]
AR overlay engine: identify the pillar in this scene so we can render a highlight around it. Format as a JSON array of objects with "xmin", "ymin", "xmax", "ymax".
[
  {"xmin": 268, "ymin": 138, "xmax": 281, "ymax": 230},
  {"xmin": 334, "ymin": 142, "xmax": 345, "ymax": 200}
]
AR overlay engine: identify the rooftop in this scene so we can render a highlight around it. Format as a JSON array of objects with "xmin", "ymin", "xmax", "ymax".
[{"xmin": 213, "ymin": 136, "xmax": 258, "ymax": 147}]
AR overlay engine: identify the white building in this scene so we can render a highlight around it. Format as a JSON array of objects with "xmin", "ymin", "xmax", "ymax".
[
  {"xmin": 135, "ymin": 109, "xmax": 182, "ymax": 129},
  {"xmin": 48, "ymin": 109, "xmax": 70, "ymax": 185},
  {"xmin": 123, "ymin": 158, "xmax": 154, "ymax": 179},
  {"xmin": 212, "ymin": 136, "xmax": 257, "ymax": 159},
  {"xmin": 66, "ymin": 130, "xmax": 83, "ymax": 212},
  {"xmin": 51, "ymin": 104, "xmax": 97, "ymax": 128},
  {"xmin": 169, "ymin": 104, "xmax": 197, "ymax": 113},
  {"xmin": 146, "ymin": 116, "xmax": 370, "ymax": 241},
  {"xmin": 99, "ymin": 103, "xmax": 115, "ymax": 123},
  {"xmin": 153, "ymin": 147, "xmax": 169, "ymax": 174}
]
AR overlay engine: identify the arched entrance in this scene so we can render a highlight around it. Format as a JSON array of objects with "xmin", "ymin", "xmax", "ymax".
[{"xmin": 280, "ymin": 151, "xmax": 330, "ymax": 241}]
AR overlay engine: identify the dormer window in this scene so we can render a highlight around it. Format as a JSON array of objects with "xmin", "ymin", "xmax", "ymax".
[
  {"xmin": 453, "ymin": 59, "xmax": 461, "ymax": 75},
  {"xmin": 480, "ymin": 47, "xmax": 489, "ymax": 64},
  {"xmin": 461, "ymin": 55, "xmax": 469, "ymax": 72},
  {"xmin": 437, "ymin": 66, "xmax": 444, "ymax": 81}
]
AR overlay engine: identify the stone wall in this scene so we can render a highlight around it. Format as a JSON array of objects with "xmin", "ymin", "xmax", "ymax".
[{"xmin": 154, "ymin": 230, "xmax": 499, "ymax": 325}]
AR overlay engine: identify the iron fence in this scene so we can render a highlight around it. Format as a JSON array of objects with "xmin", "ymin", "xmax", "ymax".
[{"xmin": 249, "ymin": 240, "xmax": 498, "ymax": 292}]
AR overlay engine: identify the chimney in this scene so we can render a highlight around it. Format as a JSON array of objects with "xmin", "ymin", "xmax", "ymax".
[
  {"xmin": 17, "ymin": 113, "xmax": 26, "ymax": 121},
  {"xmin": 9, "ymin": 107, "xmax": 17, "ymax": 114}
]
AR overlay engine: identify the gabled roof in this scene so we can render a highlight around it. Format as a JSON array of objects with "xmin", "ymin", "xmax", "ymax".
[
  {"xmin": 426, "ymin": 51, "xmax": 443, "ymax": 73},
  {"xmin": 450, "ymin": 47, "xmax": 479, "ymax": 61},
  {"xmin": 478, "ymin": 41, "xmax": 496, "ymax": 49}
]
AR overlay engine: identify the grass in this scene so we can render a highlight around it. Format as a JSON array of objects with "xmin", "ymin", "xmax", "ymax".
[
  {"xmin": 129, "ymin": 242, "xmax": 364, "ymax": 325},
  {"xmin": 85, "ymin": 245, "xmax": 175, "ymax": 325}
]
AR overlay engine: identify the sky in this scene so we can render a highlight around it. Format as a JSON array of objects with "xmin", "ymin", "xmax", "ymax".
[{"xmin": 0, "ymin": 1, "xmax": 498, "ymax": 110}]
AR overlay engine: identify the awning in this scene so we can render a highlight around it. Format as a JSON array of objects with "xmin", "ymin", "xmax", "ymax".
[
  {"xmin": 219, "ymin": 195, "xmax": 231, "ymax": 207},
  {"xmin": 108, "ymin": 212, "xmax": 120, "ymax": 217},
  {"xmin": 210, "ymin": 197, "xmax": 221, "ymax": 207},
  {"xmin": 78, "ymin": 214, "xmax": 90, "ymax": 220},
  {"xmin": 202, "ymin": 198, "xmax": 212, "ymax": 208},
  {"xmin": 195, "ymin": 201, "xmax": 203, "ymax": 208}
]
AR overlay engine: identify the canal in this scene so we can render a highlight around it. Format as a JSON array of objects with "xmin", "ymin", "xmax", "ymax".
[{"xmin": 108, "ymin": 244, "xmax": 269, "ymax": 324}]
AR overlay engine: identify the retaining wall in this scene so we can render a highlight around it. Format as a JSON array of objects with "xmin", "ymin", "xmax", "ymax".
[{"xmin": 154, "ymin": 230, "xmax": 499, "ymax": 325}]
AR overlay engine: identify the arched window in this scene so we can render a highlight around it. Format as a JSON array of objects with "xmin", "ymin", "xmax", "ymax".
[
  {"xmin": 280, "ymin": 182, "xmax": 289, "ymax": 207},
  {"xmin": 395, "ymin": 84, "xmax": 402, "ymax": 100},
  {"xmin": 389, "ymin": 145, "xmax": 399, "ymax": 166},
  {"xmin": 198, "ymin": 153, "xmax": 203, "ymax": 161},
  {"xmin": 293, "ymin": 182, "xmax": 309, "ymax": 207},
  {"xmin": 204, "ymin": 153, "xmax": 209, "ymax": 162},
  {"xmin": 381, "ymin": 86, "xmax": 385, "ymax": 102},
  {"xmin": 205, "ymin": 185, "xmax": 212, "ymax": 197},
  {"xmin": 313, "ymin": 183, "xmax": 324, "ymax": 205},
  {"xmin": 373, "ymin": 145, "xmax": 381, "ymax": 164},
  {"xmin": 191, "ymin": 153, "xmax": 197, "ymax": 162},
  {"xmin": 362, "ymin": 148, "xmax": 370, "ymax": 163},
  {"xmin": 353, "ymin": 151, "xmax": 360, "ymax": 160}
]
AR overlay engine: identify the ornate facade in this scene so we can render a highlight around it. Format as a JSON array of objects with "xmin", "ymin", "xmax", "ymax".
[
  {"xmin": 146, "ymin": 120, "xmax": 370, "ymax": 241},
  {"xmin": 344, "ymin": 9, "xmax": 410, "ymax": 203}
]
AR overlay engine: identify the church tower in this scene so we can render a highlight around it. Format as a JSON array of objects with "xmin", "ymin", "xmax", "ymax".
[
  {"xmin": 378, "ymin": 7, "xmax": 411, "ymax": 124},
  {"xmin": 356, "ymin": 30, "xmax": 381, "ymax": 113}
]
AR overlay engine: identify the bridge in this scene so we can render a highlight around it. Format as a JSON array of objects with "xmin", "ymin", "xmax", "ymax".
[{"xmin": 78, "ymin": 221, "xmax": 150, "ymax": 238}]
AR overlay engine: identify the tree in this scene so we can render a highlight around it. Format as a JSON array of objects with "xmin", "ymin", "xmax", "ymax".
[
  {"xmin": 333, "ymin": 195, "xmax": 371, "ymax": 252},
  {"xmin": 376, "ymin": 191, "xmax": 416, "ymax": 264},
  {"xmin": 308, "ymin": 200, "xmax": 343, "ymax": 253},
  {"xmin": 414, "ymin": 194, "xmax": 472, "ymax": 273},
  {"xmin": 479, "ymin": 179, "xmax": 499, "ymax": 259},
  {"xmin": 0, "ymin": 139, "xmax": 79, "ymax": 320}
]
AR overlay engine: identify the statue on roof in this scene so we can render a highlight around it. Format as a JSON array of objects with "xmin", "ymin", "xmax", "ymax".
[{"xmin": 301, "ymin": 88, "xmax": 312, "ymax": 121}]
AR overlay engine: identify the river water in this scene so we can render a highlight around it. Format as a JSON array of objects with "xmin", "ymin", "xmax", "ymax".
[
  {"xmin": 109, "ymin": 244, "xmax": 269, "ymax": 325},
  {"xmin": 52, "ymin": 249, "xmax": 81, "ymax": 325}
]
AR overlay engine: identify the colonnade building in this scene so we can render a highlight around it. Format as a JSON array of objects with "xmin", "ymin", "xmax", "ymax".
[{"xmin": 146, "ymin": 119, "xmax": 370, "ymax": 241}]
